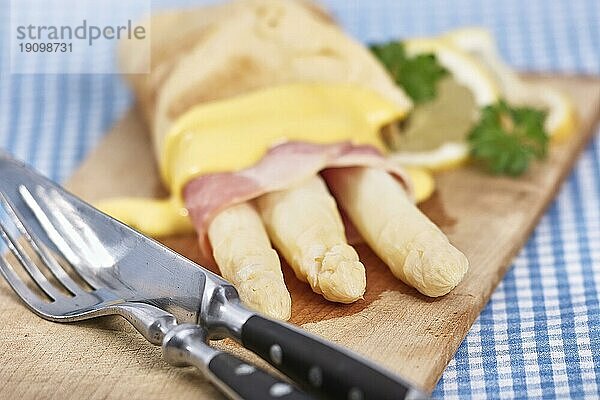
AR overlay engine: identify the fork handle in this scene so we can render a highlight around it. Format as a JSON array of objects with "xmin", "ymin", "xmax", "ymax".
[
  {"xmin": 208, "ymin": 352, "xmax": 311, "ymax": 400},
  {"xmin": 163, "ymin": 324, "xmax": 311, "ymax": 400}
]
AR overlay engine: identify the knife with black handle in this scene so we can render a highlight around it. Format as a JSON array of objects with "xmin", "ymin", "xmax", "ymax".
[
  {"xmin": 199, "ymin": 282, "xmax": 427, "ymax": 400},
  {"xmin": 239, "ymin": 315, "xmax": 425, "ymax": 400}
]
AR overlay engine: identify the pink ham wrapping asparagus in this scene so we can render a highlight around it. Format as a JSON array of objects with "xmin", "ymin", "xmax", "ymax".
[{"xmin": 183, "ymin": 141, "xmax": 413, "ymax": 259}]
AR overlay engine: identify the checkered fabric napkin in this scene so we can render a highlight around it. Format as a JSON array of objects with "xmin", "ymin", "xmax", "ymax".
[{"xmin": 0, "ymin": 1, "xmax": 598, "ymax": 398}]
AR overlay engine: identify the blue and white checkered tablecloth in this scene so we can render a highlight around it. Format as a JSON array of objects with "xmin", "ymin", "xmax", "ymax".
[{"xmin": 1, "ymin": 1, "xmax": 598, "ymax": 398}]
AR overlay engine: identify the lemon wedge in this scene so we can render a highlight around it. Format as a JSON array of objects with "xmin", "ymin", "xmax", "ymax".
[
  {"xmin": 386, "ymin": 38, "xmax": 501, "ymax": 170},
  {"xmin": 443, "ymin": 27, "xmax": 578, "ymax": 142}
]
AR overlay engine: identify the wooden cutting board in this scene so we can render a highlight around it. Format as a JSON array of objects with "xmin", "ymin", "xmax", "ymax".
[{"xmin": 0, "ymin": 75, "xmax": 598, "ymax": 399}]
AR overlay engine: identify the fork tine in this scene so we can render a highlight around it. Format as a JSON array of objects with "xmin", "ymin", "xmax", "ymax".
[
  {"xmin": 0, "ymin": 251, "xmax": 48, "ymax": 313},
  {"xmin": 2, "ymin": 190, "xmax": 86, "ymax": 296},
  {"xmin": 0, "ymin": 202, "xmax": 63, "ymax": 300}
]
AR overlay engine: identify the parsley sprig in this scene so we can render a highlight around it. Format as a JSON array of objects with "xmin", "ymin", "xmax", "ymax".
[
  {"xmin": 468, "ymin": 101, "xmax": 549, "ymax": 176},
  {"xmin": 371, "ymin": 41, "xmax": 549, "ymax": 176},
  {"xmin": 370, "ymin": 42, "xmax": 448, "ymax": 104}
]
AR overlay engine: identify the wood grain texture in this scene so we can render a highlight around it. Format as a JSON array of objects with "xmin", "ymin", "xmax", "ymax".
[{"xmin": 0, "ymin": 75, "xmax": 598, "ymax": 399}]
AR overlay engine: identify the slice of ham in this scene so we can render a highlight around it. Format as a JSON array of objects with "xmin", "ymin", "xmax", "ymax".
[{"xmin": 183, "ymin": 141, "xmax": 413, "ymax": 257}]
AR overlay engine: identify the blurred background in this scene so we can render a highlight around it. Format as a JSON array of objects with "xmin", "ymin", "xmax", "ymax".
[
  {"xmin": 0, "ymin": 1, "xmax": 599, "ymax": 398},
  {"xmin": 1, "ymin": 0, "xmax": 598, "ymax": 179}
]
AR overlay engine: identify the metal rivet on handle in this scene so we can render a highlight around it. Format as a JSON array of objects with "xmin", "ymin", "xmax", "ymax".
[
  {"xmin": 308, "ymin": 366, "xmax": 323, "ymax": 387},
  {"xmin": 234, "ymin": 364, "xmax": 256, "ymax": 376},
  {"xmin": 269, "ymin": 383, "xmax": 293, "ymax": 397},
  {"xmin": 348, "ymin": 387, "xmax": 364, "ymax": 400},
  {"xmin": 269, "ymin": 344, "xmax": 282, "ymax": 365}
]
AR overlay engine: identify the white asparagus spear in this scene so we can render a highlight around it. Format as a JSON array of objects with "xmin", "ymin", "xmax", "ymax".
[
  {"xmin": 323, "ymin": 167, "xmax": 468, "ymax": 297},
  {"xmin": 208, "ymin": 202, "xmax": 291, "ymax": 320},
  {"xmin": 255, "ymin": 176, "xmax": 366, "ymax": 303}
]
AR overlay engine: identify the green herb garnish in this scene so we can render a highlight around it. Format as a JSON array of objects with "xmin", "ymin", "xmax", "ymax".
[
  {"xmin": 370, "ymin": 41, "xmax": 448, "ymax": 104},
  {"xmin": 468, "ymin": 101, "xmax": 548, "ymax": 176}
]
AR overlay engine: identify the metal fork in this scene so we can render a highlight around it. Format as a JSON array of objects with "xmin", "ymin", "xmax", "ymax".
[{"xmin": 0, "ymin": 186, "xmax": 310, "ymax": 400}]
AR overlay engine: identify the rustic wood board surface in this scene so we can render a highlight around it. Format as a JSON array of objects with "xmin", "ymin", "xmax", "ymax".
[{"xmin": 0, "ymin": 75, "xmax": 598, "ymax": 399}]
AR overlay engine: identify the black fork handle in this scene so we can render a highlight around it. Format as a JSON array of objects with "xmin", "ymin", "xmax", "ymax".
[
  {"xmin": 163, "ymin": 324, "xmax": 312, "ymax": 400},
  {"xmin": 208, "ymin": 352, "xmax": 312, "ymax": 400}
]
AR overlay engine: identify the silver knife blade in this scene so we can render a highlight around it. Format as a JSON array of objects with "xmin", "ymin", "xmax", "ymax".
[{"xmin": 0, "ymin": 151, "xmax": 232, "ymax": 324}]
